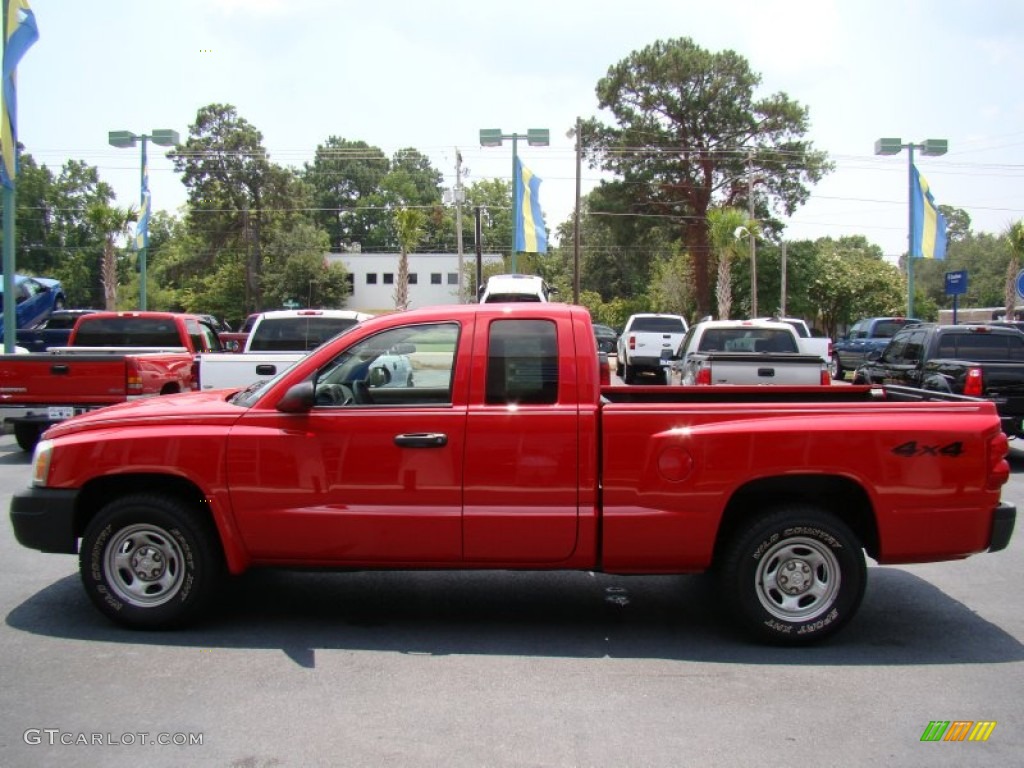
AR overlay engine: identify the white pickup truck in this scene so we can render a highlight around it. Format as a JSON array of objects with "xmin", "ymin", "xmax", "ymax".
[
  {"xmin": 615, "ymin": 313, "xmax": 689, "ymax": 384},
  {"xmin": 670, "ymin": 319, "xmax": 831, "ymax": 386},
  {"xmin": 196, "ymin": 309, "xmax": 372, "ymax": 390},
  {"xmin": 755, "ymin": 316, "xmax": 833, "ymax": 376}
]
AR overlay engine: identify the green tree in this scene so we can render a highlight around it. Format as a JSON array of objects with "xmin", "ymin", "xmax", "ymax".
[
  {"xmin": 807, "ymin": 237, "xmax": 904, "ymax": 338},
  {"xmin": 583, "ymin": 37, "xmax": 832, "ymax": 317},
  {"xmin": 393, "ymin": 207, "xmax": 425, "ymax": 311},
  {"xmin": 646, "ymin": 251, "xmax": 695, "ymax": 319},
  {"xmin": 707, "ymin": 207, "xmax": 756, "ymax": 319},
  {"xmin": 85, "ymin": 204, "xmax": 136, "ymax": 310},
  {"xmin": 1005, "ymin": 221, "xmax": 1024, "ymax": 321},
  {"xmin": 261, "ymin": 222, "xmax": 348, "ymax": 310},
  {"xmin": 553, "ymin": 183, "xmax": 674, "ymax": 301},
  {"xmin": 170, "ymin": 104, "xmax": 274, "ymax": 311},
  {"xmin": 304, "ymin": 137, "xmax": 389, "ymax": 250},
  {"xmin": 357, "ymin": 148, "xmax": 444, "ymax": 252}
]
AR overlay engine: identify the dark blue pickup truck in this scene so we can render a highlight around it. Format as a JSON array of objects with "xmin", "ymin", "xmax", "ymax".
[
  {"xmin": 14, "ymin": 309, "xmax": 97, "ymax": 352},
  {"xmin": 831, "ymin": 316, "xmax": 922, "ymax": 379}
]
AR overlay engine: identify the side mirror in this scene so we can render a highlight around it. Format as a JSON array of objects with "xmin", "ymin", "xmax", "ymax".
[
  {"xmin": 276, "ymin": 381, "xmax": 315, "ymax": 413},
  {"xmin": 224, "ymin": 339, "xmax": 240, "ymax": 352}
]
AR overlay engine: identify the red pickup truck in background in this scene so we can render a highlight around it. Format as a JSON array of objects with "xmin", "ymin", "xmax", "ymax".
[
  {"xmin": 0, "ymin": 311, "xmax": 223, "ymax": 450},
  {"xmin": 8, "ymin": 303, "xmax": 1016, "ymax": 644}
]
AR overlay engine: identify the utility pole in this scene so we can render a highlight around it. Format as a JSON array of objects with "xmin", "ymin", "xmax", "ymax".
[
  {"xmin": 748, "ymin": 152, "xmax": 757, "ymax": 318},
  {"xmin": 780, "ymin": 241, "xmax": 787, "ymax": 316},
  {"xmin": 454, "ymin": 148, "xmax": 466, "ymax": 302},
  {"xmin": 573, "ymin": 116, "xmax": 582, "ymax": 304}
]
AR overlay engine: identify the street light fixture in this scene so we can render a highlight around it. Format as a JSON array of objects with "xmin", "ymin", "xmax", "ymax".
[
  {"xmin": 108, "ymin": 128, "xmax": 179, "ymax": 309},
  {"xmin": 479, "ymin": 127, "xmax": 549, "ymax": 273},
  {"xmin": 874, "ymin": 137, "xmax": 948, "ymax": 317}
]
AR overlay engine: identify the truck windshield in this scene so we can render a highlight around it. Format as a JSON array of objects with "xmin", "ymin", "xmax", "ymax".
[
  {"xmin": 700, "ymin": 329, "xmax": 798, "ymax": 353},
  {"xmin": 631, "ymin": 317, "xmax": 686, "ymax": 333},
  {"xmin": 73, "ymin": 318, "xmax": 183, "ymax": 347}
]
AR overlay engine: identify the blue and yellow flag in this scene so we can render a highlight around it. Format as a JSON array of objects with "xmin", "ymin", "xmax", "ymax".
[
  {"xmin": 1, "ymin": 0, "xmax": 39, "ymax": 189},
  {"xmin": 135, "ymin": 155, "xmax": 150, "ymax": 250},
  {"xmin": 911, "ymin": 164, "xmax": 947, "ymax": 260},
  {"xmin": 514, "ymin": 155, "xmax": 547, "ymax": 254}
]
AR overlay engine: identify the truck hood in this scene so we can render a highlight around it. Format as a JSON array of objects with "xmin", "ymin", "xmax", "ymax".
[{"xmin": 43, "ymin": 389, "xmax": 248, "ymax": 439}]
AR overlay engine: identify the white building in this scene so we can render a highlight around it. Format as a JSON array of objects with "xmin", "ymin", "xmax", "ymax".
[{"xmin": 326, "ymin": 252, "xmax": 504, "ymax": 314}]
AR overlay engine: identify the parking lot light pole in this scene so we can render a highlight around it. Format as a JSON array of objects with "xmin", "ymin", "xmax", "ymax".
[
  {"xmin": 108, "ymin": 128, "xmax": 179, "ymax": 309},
  {"xmin": 874, "ymin": 137, "xmax": 948, "ymax": 317},
  {"xmin": 479, "ymin": 128, "xmax": 549, "ymax": 274}
]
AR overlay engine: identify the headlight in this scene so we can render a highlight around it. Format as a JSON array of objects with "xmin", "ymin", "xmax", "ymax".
[{"xmin": 31, "ymin": 439, "xmax": 53, "ymax": 487}]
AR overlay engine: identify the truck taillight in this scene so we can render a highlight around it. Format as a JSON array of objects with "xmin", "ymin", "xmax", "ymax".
[
  {"xmin": 191, "ymin": 355, "xmax": 201, "ymax": 391},
  {"xmin": 964, "ymin": 367, "xmax": 983, "ymax": 397},
  {"xmin": 695, "ymin": 367, "xmax": 712, "ymax": 385},
  {"xmin": 126, "ymin": 359, "xmax": 143, "ymax": 395},
  {"xmin": 987, "ymin": 431, "xmax": 1010, "ymax": 490},
  {"xmin": 820, "ymin": 366, "xmax": 831, "ymax": 386},
  {"xmin": 629, "ymin": 335, "xmax": 636, "ymax": 351}
]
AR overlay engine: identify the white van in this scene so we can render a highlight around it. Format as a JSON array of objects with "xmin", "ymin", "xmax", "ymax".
[{"xmin": 479, "ymin": 274, "xmax": 555, "ymax": 303}]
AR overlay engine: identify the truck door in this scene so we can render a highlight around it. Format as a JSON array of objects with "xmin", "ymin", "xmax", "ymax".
[
  {"xmin": 226, "ymin": 322, "xmax": 466, "ymax": 564},
  {"xmin": 462, "ymin": 316, "xmax": 580, "ymax": 562}
]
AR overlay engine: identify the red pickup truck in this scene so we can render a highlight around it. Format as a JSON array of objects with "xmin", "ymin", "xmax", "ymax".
[
  {"xmin": 8, "ymin": 304, "xmax": 1016, "ymax": 644},
  {"xmin": 0, "ymin": 311, "xmax": 223, "ymax": 451}
]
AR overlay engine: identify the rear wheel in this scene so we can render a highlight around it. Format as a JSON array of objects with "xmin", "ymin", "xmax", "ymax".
[
  {"xmin": 623, "ymin": 361, "xmax": 636, "ymax": 384},
  {"xmin": 830, "ymin": 357, "xmax": 844, "ymax": 380},
  {"xmin": 13, "ymin": 423, "xmax": 40, "ymax": 452},
  {"xmin": 716, "ymin": 506, "xmax": 866, "ymax": 644},
  {"xmin": 80, "ymin": 494, "xmax": 223, "ymax": 629}
]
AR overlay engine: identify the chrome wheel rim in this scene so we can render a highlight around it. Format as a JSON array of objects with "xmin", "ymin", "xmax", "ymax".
[
  {"xmin": 104, "ymin": 524, "xmax": 186, "ymax": 607},
  {"xmin": 755, "ymin": 536, "xmax": 840, "ymax": 622}
]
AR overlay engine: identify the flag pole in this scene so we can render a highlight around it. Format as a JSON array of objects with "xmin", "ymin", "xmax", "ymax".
[
  {"xmin": 907, "ymin": 143, "xmax": 916, "ymax": 318},
  {"xmin": 2, "ymin": 0, "xmax": 15, "ymax": 353}
]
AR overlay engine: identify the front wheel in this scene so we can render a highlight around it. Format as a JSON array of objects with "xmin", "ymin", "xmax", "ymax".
[
  {"xmin": 13, "ymin": 422, "xmax": 40, "ymax": 452},
  {"xmin": 80, "ymin": 494, "xmax": 223, "ymax": 629},
  {"xmin": 716, "ymin": 506, "xmax": 866, "ymax": 644}
]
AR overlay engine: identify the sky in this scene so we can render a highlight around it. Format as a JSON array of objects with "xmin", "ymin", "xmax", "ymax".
[{"xmin": 10, "ymin": 0, "xmax": 1024, "ymax": 259}]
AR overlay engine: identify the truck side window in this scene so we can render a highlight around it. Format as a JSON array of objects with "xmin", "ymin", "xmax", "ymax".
[
  {"xmin": 485, "ymin": 319, "xmax": 558, "ymax": 405},
  {"xmin": 314, "ymin": 322, "xmax": 459, "ymax": 407}
]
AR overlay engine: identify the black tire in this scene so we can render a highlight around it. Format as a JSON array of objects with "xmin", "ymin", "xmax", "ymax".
[
  {"xmin": 13, "ymin": 422, "xmax": 40, "ymax": 452},
  {"xmin": 623, "ymin": 362, "xmax": 635, "ymax": 384},
  {"xmin": 830, "ymin": 357, "xmax": 844, "ymax": 381},
  {"xmin": 716, "ymin": 506, "xmax": 866, "ymax": 645},
  {"xmin": 79, "ymin": 494, "xmax": 223, "ymax": 629},
  {"xmin": 615, "ymin": 355, "xmax": 623, "ymax": 377}
]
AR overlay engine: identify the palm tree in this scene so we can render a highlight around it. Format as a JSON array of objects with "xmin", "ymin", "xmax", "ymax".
[
  {"xmin": 393, "ymin": 207, "xmax": 425, "ymax": 311},
  {"xmin": 706, "ymin": 207, "xmax": 757, "ymax": 319},
  {"xmin": 1006, "ymin": 221, "xmax": 1024, "ymax": 321},
  {"xmin": 86, "ymin": 204, "xmax": 136, "ymax": 310}
]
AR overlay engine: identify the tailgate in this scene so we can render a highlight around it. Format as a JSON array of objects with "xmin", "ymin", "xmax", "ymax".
[
  {"xmin": 706, "ymin": 354, "xmax": 825, "ymax": 385},
  {"xmin": 0, "ymin": 355, "xmax": 129, "ymax": 404}
]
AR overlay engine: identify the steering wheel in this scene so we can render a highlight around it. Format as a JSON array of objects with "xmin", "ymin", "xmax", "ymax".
[{"xmin": 316, "ymin": 382, "xmax": 354, "ymax": 405}]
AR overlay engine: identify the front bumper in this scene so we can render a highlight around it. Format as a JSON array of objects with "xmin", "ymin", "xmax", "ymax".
[
  {"xmin": 9, "ymin": 487, "xmax": 79, "ymax": 554},
  {"xmin": 990, "ymin": 501, "xmax": 1016, "ymax": 553}
]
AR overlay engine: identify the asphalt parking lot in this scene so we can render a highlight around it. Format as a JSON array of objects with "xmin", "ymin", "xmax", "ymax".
[{"xmin": 0, "ymin": 433, "xmax": 1021, "ymax": 767}]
